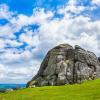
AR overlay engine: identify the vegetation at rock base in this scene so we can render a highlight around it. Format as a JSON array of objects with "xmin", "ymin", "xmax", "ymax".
[{"xmin": 0, "ymin": 79, "xmax": 100, "ymax": 100}]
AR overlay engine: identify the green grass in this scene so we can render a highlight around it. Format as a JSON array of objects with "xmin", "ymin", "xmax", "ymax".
[{"xmin": 0, "ymin": 79, "xmax": 100, "ymax": 100}]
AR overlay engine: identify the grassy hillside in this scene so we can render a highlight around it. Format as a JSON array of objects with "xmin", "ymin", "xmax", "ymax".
[{"xmin": 0, "ymin": 79, "xmax": 100, "ymax": 100}]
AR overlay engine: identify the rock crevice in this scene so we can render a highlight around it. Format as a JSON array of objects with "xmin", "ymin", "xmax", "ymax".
[{"xmin": 27, "ymin": 44, "xmax": 100, "ymax": 87}]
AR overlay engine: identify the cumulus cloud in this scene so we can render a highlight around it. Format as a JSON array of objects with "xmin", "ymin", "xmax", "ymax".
[
  {"xmin": 34, "ymin": 14, "xmax": 100, "ymax": 55},
  {"xmin": 92, "ymin": 0, "xmax": 100, "ymax": 6},
  {"xmin": 66, "ymin": 0, "xmax": 85, "ymax": 14},
  {"xmin": 0, "ymin": 0, "xmax": 100, "ymax": 83},
  {"xmin": 0, "ymin": 63, "xmax": 39, "ymax": 83},
  {"xmin": 0, "ymin": 48, "xmax": 41, "ymax": 83},
  {"xmin": 0, "ymin": 4, "xmax": 13, "ymax": 20},
  {"xmin": 0, "ymin": 39, "xmax": 5, "ymax": 48}
]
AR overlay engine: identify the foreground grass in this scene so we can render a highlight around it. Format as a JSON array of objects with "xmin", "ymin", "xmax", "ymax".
[{"xmin": 0, "ymin": 79, "xmax": 100, "ymax": 100}]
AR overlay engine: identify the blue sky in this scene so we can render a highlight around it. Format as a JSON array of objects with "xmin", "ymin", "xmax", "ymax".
[
  {"xmin": 0, "ymin": 0, "xmax": 68, "ymax": 15},
  {"xmin": 0, "ymin": 0, "xmax": 100, "ymax": 83}
]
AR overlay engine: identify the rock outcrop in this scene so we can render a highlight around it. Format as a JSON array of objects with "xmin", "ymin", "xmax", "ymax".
[{"xmin": 27, "ymin": 44, "xmax": 100, "ymax": 87}]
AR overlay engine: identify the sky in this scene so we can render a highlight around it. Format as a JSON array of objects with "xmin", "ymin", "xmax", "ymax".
[{"xmin": 0, "ymin": 0, "xmax": 100, "ymax": 84}]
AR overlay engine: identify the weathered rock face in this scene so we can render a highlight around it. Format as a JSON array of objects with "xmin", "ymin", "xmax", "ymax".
[
  {"xmin": 98, "ymin": 57, "xmax": 100, "ymax": 62},
  {"xmin": 27, "ymin": 44, "xmax": 100, "ymax": 87}
]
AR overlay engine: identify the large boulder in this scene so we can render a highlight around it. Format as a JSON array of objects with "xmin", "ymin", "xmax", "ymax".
[{"xmin": 27, "ymin": 44, "xmax": 100, "ymax": 87}]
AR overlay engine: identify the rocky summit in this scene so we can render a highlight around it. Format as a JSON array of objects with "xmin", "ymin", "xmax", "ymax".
[{"xmin": 27, "ymin": 44, "xmax": 100, "ymax": 87}]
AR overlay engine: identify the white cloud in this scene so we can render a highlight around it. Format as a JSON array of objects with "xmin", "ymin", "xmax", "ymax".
[
  {"xmin": 0, "ymin": 50, "xmax": 33, "ymax": 64},
  {"xmin": 0, "ymin": 24, "xmax": 16, "ymax": 38},
  {"xmin": 0, "ymin": 49, "xmax": 41, "ymax": 83},
  {"xmin": 0, "ymin": 39, "xmax": 5, "ymax": 48},
  {"xmin": 0, "ymin": 64, "xmax": 7, "ymax": 78},
  {"xmin": 92, "ymin": 0, "xmax": 100, "ymax": 6},
  {"xmin": 0, "ymin": 4, "xmax": 13, "ymax": 20},
  {"xmin": 0, "ymin": 63, "xmax": 39, "ymax": 83},
  {"xmin": 33, "ymin": 11, "xmax": 100, "ymax": 57},
  {"xmin": 5, "ymin": 39, "xmax": 23, "ymax": 47},
  {"xmin": 0, "ymin": 4, "xmax": 53, "ymax": 39},
  {"xmin": 20, "ymin": 33, "xmax": 33, "ymax": 46},
  {"xmin": 58, "ymin": 0, "xmax": 85, "ymax": 15},
  {"xmin": 9, "ymin": 8, "xmax": 53, "ymax": 32}
]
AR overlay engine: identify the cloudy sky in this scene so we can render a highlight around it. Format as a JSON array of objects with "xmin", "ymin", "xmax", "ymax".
[{"xmin": 0, "ymin": 0, "xmax": 100, "ymax": 83}]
